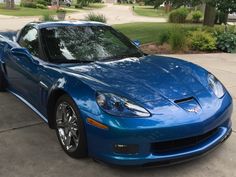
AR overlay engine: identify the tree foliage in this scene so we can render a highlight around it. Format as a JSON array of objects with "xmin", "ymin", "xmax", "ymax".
[
  {"xmin": 216, "ymin": 0, "xmax": 236, "ymax": 14},
  {"xmin": 144, "ymin": 0, "xmax": 201, "ymax": 8},
  {"xmin": 144, "ymin": 0, "xmax": 236, "ymax": 26},
  {"xmin": 145, "ymin": 0, "xmax": 236, "ymax": 14}
]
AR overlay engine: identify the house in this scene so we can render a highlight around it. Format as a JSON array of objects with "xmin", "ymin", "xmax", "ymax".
[{"xmin": 228, "ymin": 13, "xmax": 236, "ymax": 22}]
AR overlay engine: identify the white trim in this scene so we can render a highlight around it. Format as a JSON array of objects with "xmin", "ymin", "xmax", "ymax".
[
  {"xmin": 8, "ymin": 90, "xmax": 48, "ymax": 123},
  {"xmin": 39, "ymin": 81, "xmax": 48, "ymax": 89}
]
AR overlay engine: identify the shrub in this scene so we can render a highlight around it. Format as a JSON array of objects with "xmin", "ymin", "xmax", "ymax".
[
  {"xmin": 217, "ymin": 32, "xmax": 236, "ymax": 53},
  {"xmin": 169, "ymin": 7, "xmax": 189, "ymax": 23},
  {"xmin": 36, "ymin": 0, "xmax": 47, "ymax": 6},
  {"xmin": 189, "ymin": 31, "xmax": 217, "ymax": 51},
  {"xmin": 56, "ymin": 9, "xmax": 66, "ymax": 13},
  {"xmin": 192, "ymin": 10, "xmax": 203, "ymax": 23},
  {"xmin": 41, "ymin": 14, "xmax": 54, "ymax": 21},
  {"xmin": 21, "ymin": 2, "xmax": 37, "ymax": 8},
  {"xmin": 85, "ymin": 13, "xmax": 107, "ymax": 23},
  {"xmin": 158, "ymin": 31, "xmax": 170, "ymax": 45},
  {"xmin": 56, "ymin": 9, "xmax": 66, "ymax": 20},
  {"xmin": 36, "ymin": 3, "xmax": 47, "ymax": 9},
  {"xmin": 76, "ymin": 0, "xmax": 89, "ymax": 8},
  {"xmin": 169, "ymin": 26, "xmax": 187, "ymax": 51},
  {"xmin": 203, "ymin": 26, "xmax": 224, "ymax": 37},
  {"xmin": 75, "ymin": 4, "xmax": 83, "ymax": 8}
]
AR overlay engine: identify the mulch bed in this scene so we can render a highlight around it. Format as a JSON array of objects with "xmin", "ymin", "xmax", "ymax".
[{"xmin": 140, "ymin": 43, "xmax": 222, "ymax": 55}]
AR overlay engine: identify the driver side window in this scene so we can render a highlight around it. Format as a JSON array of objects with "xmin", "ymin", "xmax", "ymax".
[{"xmin": 18, "ymin": 26, "xmax": 39, "ymax": 57}]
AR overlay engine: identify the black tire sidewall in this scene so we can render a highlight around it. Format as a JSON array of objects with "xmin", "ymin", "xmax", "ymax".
[
  {"xmin": 54, "ymin": 94, "xmax": 88, "ymax": 158},
  {"xmin": 0, "ymin": 69, "xmax": 6, "ymax": 91}
]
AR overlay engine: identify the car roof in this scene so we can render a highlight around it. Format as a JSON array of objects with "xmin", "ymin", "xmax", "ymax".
[{"xmin": 29, "ymin": 21, "xmax": 108, "ymax": 29}]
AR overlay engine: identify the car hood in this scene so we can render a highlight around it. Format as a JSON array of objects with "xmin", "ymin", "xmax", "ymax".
[{"xmin": 63, "ymin": 55, "xmax": 209, "ymax": 103}]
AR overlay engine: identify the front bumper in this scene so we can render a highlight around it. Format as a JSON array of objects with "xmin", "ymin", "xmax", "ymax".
[
  {"xmin": 97, "ymin": 126, "xmax": 232, "ymax": 166},
  {"xmin": 81, "ymin": 94, "xmax": 233, "ymax": 166}
]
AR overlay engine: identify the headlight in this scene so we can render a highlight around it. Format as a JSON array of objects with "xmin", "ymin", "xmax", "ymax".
[
  {"xmin": 208, "ymin": 74, "xmax": 225, "ymax": 98},
  {"xmin": 96, "ymin": 92, "xmax": 151, "ymax": 117}
]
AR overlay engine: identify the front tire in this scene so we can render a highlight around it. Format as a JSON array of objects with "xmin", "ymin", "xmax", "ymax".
[
  {"xmin": 54, "ymin": 94, "xmax": 87, "ymax": 158},
  {"xmin": 0, "ymin": 69, "xmax": 6, "ymax": 91}
]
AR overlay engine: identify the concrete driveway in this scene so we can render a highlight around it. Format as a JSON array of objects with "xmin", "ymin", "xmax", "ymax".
[
  {"xmin": 67, "ymin": 4, "xmax": 167, "ymax": 24},
  {"xmin": 0, "ymin": 53, "xmax": 235, "ymax": 177}
]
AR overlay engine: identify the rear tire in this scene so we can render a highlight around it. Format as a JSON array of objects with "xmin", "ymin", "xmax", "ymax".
[
  {"xmin": 54, "ymin": 94, "xmax": 88, "ymax": 158},
  {"xmin": 0, "ymin": 69, "xmax": 6, "ymax": 91}
]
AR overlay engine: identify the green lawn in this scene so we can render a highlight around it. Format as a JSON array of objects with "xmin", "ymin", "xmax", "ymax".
[
  {"xmin": 133, "ymin": 6, "xmax": 169, "ymax": 18},
  {"xmin": 0, "ymin": 6, "xmax": 70, "ymax": 16},
  {"xmin": 113, "ymin": 22, "xmax": 201, "ymax": 44},
  {"xmin": 69, "ymin": 2, "xmax": 106, "ymax": 10},
  {"xmin": 0, "ymin": 3, "xmax": 103, "ymax": 16},
  {"xmin": 85, "ymin": 3, "xmax": 106, "ymax": 9},
  {"xmin": 114, "ymin": 3, "xmax": 136, "ymax": 6}
]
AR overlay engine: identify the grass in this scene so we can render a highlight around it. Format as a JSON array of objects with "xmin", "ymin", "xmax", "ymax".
[
  {"xmin": 0, "ymin": 7, "xmax": 58, "ymax": 16},
  {"xmin": 86, "ymin": 3, "xmax": 106, "ymax": 9},
  {"xmin": 113, "ymin": 22, "xmax": 201, "ymax": 44},
  {"xmin": 0, "ymin": 3, "xmax": 73, "ymax": 16},
  {"xmin": 0, "ymin": 3, "xmax": 103, "ymax": 16},
  {"xmin": 114, "ymin": 3, "xmax": 136, "ymax": 6},
  {"xmin": 133, "ymin": 6, "xmax": 169, "ymax": 18},
  {"xmin": 69, "ymin": 2, "xmax": 106, "ymax": 10}
]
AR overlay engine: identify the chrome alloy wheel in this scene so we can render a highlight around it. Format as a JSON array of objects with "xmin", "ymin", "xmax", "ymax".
[{"xmin": 56, "ymin": 102, "xmax": 80, "ymax": 152}]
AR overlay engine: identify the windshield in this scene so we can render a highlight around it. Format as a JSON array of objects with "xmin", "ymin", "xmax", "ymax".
[{"xmin": 41, "ymin": 25, "xmax": 143, "ymax": 63}]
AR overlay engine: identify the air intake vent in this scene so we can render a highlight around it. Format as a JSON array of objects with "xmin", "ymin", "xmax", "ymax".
[
  {"xmin": 174, "ymin": 97, "xmax": 201, "ymax": 113},
  {"xmin": 174, "ymin": 97, "xmax": 194, "ymax": 104}
]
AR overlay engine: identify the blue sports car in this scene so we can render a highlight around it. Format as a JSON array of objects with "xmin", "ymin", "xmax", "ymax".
[{"xmin": 0, "ymin": 21, "xmax": 233, "ymax": 166}]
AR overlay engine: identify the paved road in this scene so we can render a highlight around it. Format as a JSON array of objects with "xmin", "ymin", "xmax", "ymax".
[
  {"xmin": 0, "ymin": 4, "xmax": 166, "ymax": 31},
  {"xmin": 0, "ymin": 16, "xmax": 38, "ymax": 32},
  {"xmin": 0, "ymin": 53, "xmax": 235, "ymax": 177}
]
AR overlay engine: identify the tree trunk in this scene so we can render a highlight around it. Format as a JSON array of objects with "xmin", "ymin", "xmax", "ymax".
[
  {"xmin": 56, "ymin": 0, "xmax": 60, "ymax": 8},
  {"xmin": 10, "ymin": 0, "xmax": 15, "ymax": 9},
  {"xmin": 5, "ymin": 0, "xmax": 11, "ymax": 9},
  {"xmin": 203, "ymin": 2, "xmax": 216, "ymax": 27},
  {"xmin": 221, "ymin": 13, "xmax": 228, "ymax": 24}
]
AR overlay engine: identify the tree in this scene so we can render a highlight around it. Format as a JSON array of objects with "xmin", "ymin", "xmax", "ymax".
[
  {"xmin": 203, "ymin": 1, "xmax": 216, "ymax": 26},
  {"xmin": 215, "ymin": 0, "xmax": 236, "ymax": 24},
  {"xmin": 216, "ymin": 0, "xmax": 236, "ymax": 14},
  {"xmin": 5, "ymin": 0, "xmax": 15, "ymax": 9},
  {"xmin": 10, "ymin": 0, "xmax": 15, "ymax": 9},
  {"xmin": 203, "ymin": 0, "xmax": 236, "ymax": 26},
  {"xmin": 5, "ymin": 0, "xmax": 11, "ymax": 9},
  {"xmin": 145, "ymin": 0, "xmax": 236, "ymax": 26}
]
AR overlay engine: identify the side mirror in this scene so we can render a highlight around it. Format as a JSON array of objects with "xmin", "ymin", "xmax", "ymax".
[
  {"xmin": 133, "ymin": 39, "xmax": 141, "ymax": 47},
  {"xmin": 11, "ymin": 47, "xmax": 33, "ymax": 61}
]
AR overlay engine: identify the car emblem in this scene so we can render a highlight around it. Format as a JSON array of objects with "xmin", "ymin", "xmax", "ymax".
[{"xmin": 186, "ymin": 107, "xmax": 200, "ymax": 113}]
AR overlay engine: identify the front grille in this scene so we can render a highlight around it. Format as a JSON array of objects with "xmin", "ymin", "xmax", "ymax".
[{"xmin": 151, "ymin": 128, "xmax": 218, "ymax": 154}]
